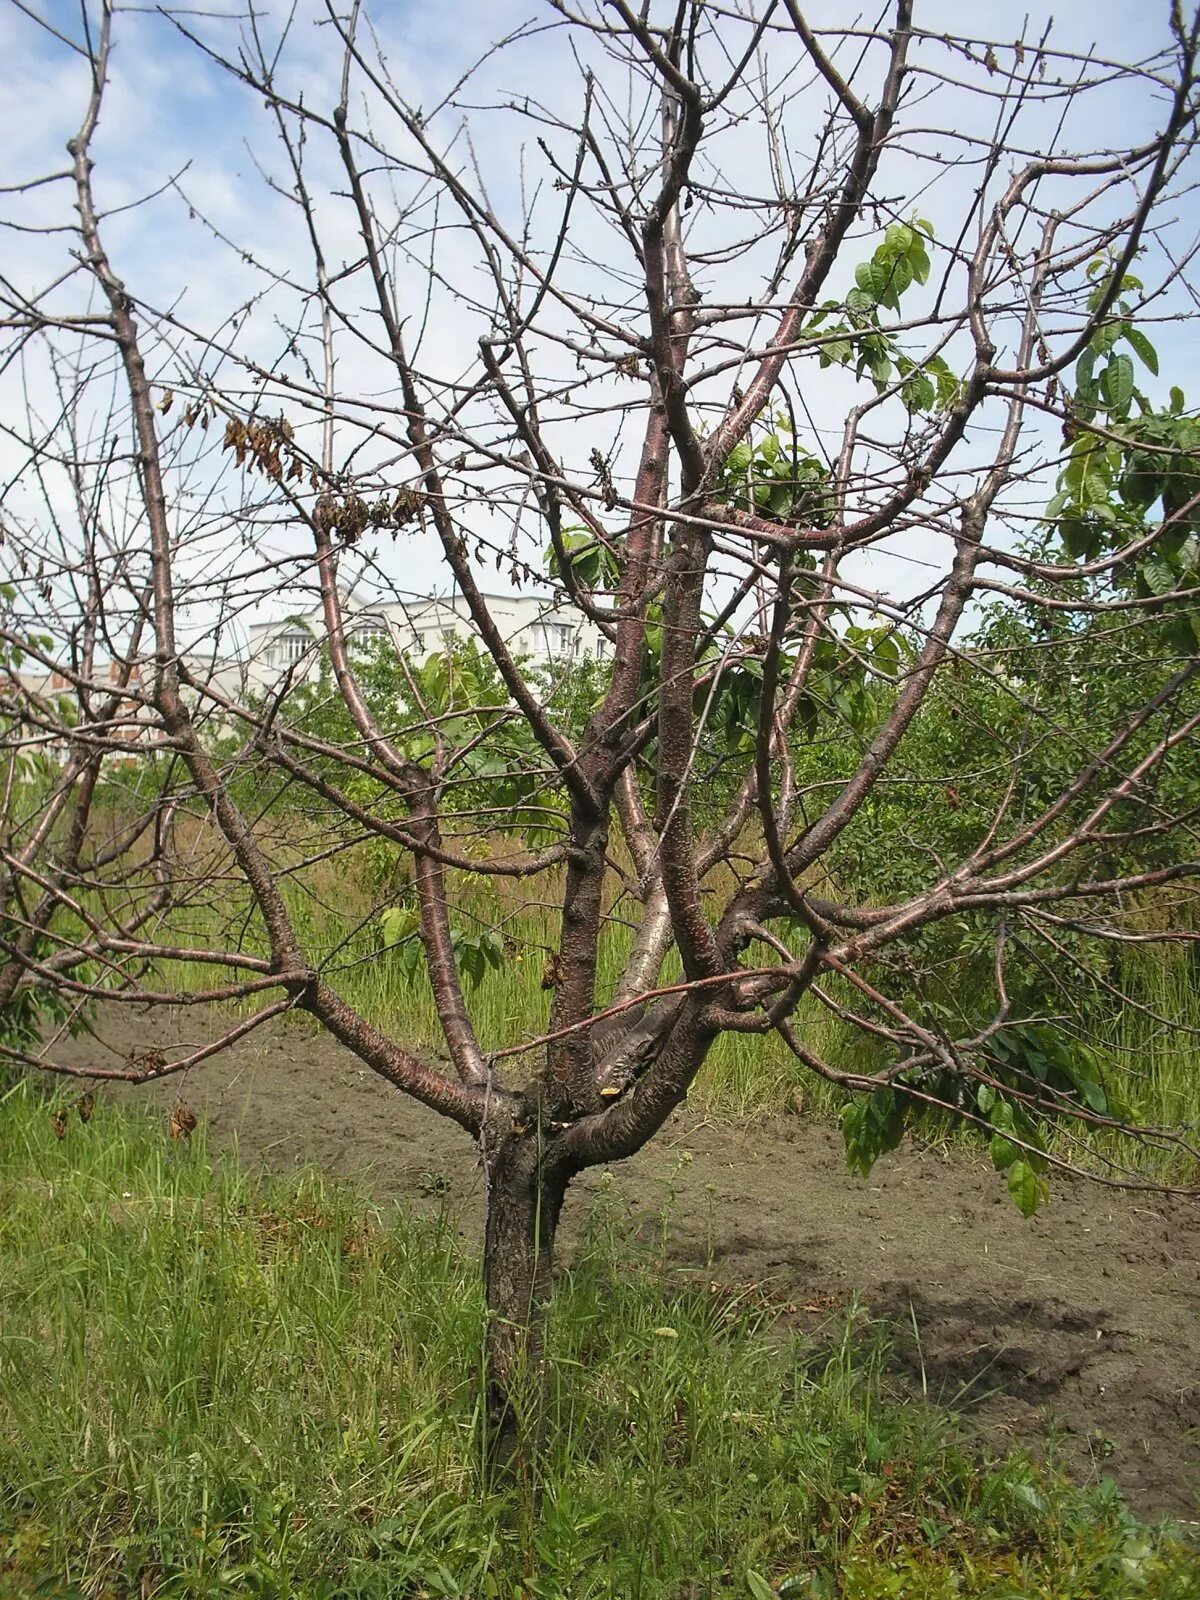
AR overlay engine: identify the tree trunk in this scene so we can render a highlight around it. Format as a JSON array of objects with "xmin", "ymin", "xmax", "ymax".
[{"xmin": 481, "ymin": 1138, "xmax": 568, "ymax": 1485}]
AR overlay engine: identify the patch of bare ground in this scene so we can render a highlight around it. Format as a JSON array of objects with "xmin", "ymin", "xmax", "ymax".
[{"xmin": 49, "ymin": 1005, "xmax": 1200, "ymax": 1525}]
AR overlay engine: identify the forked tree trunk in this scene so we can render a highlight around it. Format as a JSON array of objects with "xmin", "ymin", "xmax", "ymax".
[{"xmin": 481, "ymin": 1137, "xmax": 569, "ymax": 1483}]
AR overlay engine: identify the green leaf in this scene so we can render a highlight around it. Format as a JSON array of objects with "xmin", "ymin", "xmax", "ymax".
[
  {"xmin": 746, "ymin": 1575, "xmax": 777, "ymax": 1600},
  {"xmin": 1123, "ymin": 325, "xmax": 1159, "ymax": 375},
  {"xmin": 870, "ymin": 632, "xmax": 900, "ymax": 675},
  {"xmin": 842, "ymin": 1087, "xmax": 906, "ymax": 1179},
  {"xmin": 1092, "ymin": 319, "xmax": 1125, "ymax": 357},
  {"xmin": 845, "ymin": 286, "xmax": 873, "ymax": 319},
  {"xmin": 820, "ymin": 335, "xmax": 853, "ymax": 367},
  {"xmin": 990, "ymin": 1132, "xmax": 1020, "ymax": 1173},
  {"xmin": 1010, "ymin": 1481, "xmax": 1047, "ymax": 1515},
  {"xmin": 1100, "ymin": 353, "xmax": 1134, "ymax": 413},
  {"xmin": 1140, "ymin": 555, "xmax": 1176, "ymax": 596},
  {"xmin": 480, "ymin": 929, "xmax": 505, "ymax": 970},
  {"xmin": 1073, "ymin": 1071, "xmax": 1109, "ymax": 1115},
  {"xmin": 854, "ymin": 259, "xmax": 882, "ymax": 300},
  {"xmin": 380, "ymin": 906, "xmax": 419, "ymax": 947},
  {"xmin": 931, "ymin": 359, "xmax": 961, "ymax": 411},
  {"xmin": 1063, "ymin": 442, "xmax": 1093, "ymax": 490},
  {"xmin": 902, "ymin": 372, "xmax": 936, "ymax": 412},
  {"xmin": 886, "ymin": 253, "xmax": 913, "ymax": 300},
  {"xmin": 1006, "ymin": 1159, "xmax": 1049, "ymax": 1218}
]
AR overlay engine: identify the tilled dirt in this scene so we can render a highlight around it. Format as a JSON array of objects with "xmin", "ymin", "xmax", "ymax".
[{"xmin": 48, "ymin": 1006, "xmax": 1200, "ymax": 1525}]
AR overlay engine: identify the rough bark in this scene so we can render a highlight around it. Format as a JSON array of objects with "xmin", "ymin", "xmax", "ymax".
[{"xmin": 481, "ymin": 1132, "xmax": 569, "ymax": 1483}]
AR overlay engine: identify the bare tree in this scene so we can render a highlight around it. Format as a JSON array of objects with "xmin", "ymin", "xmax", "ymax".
[{"xmin": 3, "ymin": 0, "xmax": 1200, "ymax": 1463}]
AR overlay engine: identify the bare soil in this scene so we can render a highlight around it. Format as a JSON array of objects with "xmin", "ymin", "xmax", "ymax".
[{"xmin": 52, "ymin": 1007, "xmax": 1200, "ymax": 1525}]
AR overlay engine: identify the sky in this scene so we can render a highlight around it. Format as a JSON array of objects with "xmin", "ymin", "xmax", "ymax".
[{"xmin": 3, "ymin": 0, "xmax": 1200, "ymax": 659}]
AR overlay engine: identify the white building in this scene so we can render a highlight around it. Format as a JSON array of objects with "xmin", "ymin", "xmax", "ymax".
[
  {"xmin": 5, "ymin": 594, "xmax": 609, "ymax": 763},
  {"xmin": 6, "ymin": 660, "xmax": 163, "ymax": 766},
  {"xmin": 227, "ymin": 590, "xmax": 608, "ymax": 694}
]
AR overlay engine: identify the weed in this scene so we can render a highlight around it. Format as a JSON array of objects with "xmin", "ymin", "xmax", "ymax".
[{"xmin": 1, "ymin": 1086, "xmax": 1194, "ymax": 1598}]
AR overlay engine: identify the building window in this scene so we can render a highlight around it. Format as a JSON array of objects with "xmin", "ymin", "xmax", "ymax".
[
  {"xmin": 541, "ymin": 622, "xmax": 576, "ymax": 657},
  {"xmin": 350, "ymin": 619, "xmax": 387, "ymax": 652},
  {"xmin": 274, "ymin": 628, "xmax": 310, "ymax": 666}
]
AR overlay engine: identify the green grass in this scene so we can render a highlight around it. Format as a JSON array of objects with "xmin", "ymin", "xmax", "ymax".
[
  {"xmin": 1096, "ymin": 934, "xmax": 1200, "ymax": 1149},
  {"xmin": 149, "ymin": 857, "xmax": 1200, "ymax": 1189},
  {"xmin": 156, "ymin": 873, "xmax": 860, "ymax": 1121},
  {"xmin": 12, "ymin": 774, "xmax": 1200, "ymax": 1176},
  {"xmin": 71, "ymin": 816, "xmax": 1195, "ymax": 1190},
  {"xmin": 1, "ymin": 1085, "xmax": 1196, "ymax": 1600}
]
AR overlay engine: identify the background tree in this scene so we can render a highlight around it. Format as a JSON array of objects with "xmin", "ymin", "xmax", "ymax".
[{"xmin": 2, "ymin": 0, "xmax": 1200, "ymax": 1464}]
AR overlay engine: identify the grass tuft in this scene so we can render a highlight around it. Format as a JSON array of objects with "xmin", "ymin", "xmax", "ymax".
[{"xmin": 1, "ymin": 1084, "xmax": 1195, "ymax": 1598}]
